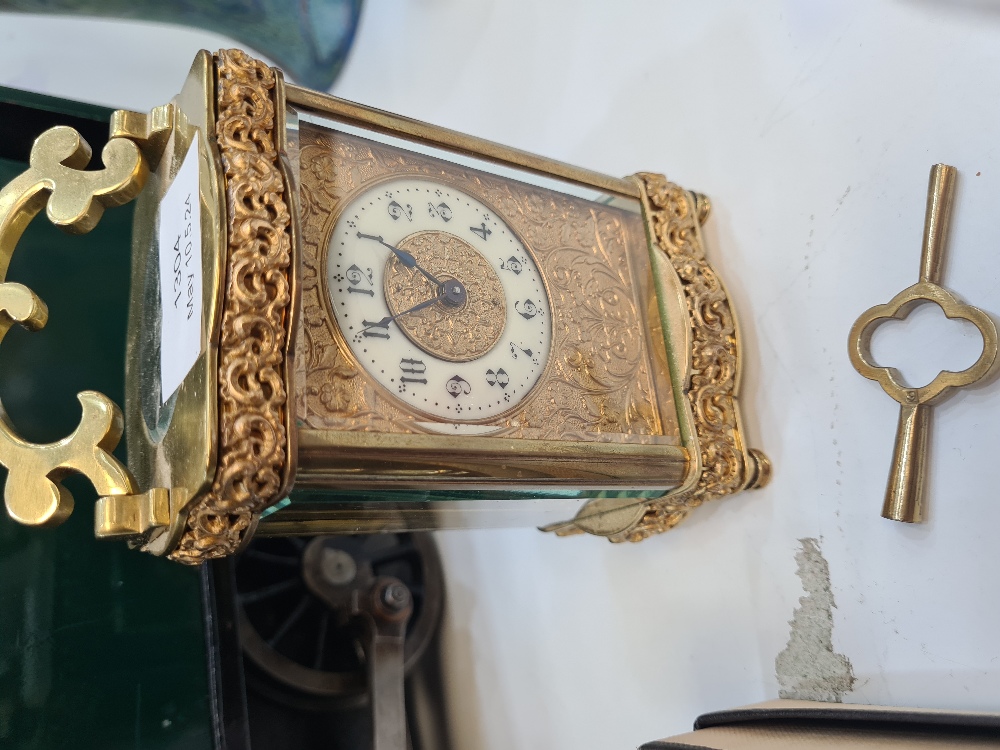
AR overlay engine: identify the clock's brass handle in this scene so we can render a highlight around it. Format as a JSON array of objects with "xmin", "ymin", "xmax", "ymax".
[
  {"xmin": 0, "ymin": 118, "xmax": 170, "ymax": 529},
  {"xmin": 848, "ymin": 164, "xmax": 998, "ymax": 523}
]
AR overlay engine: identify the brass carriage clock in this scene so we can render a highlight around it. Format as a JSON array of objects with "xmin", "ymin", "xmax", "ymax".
[{"xmin": 0, "ymin": 50, "xmax": 769, "ymax": 563}]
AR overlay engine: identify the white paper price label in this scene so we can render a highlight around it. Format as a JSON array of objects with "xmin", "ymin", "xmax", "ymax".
[{"xmin": 158, "ymin": 133, "xmax": 204, "ymax": 403}]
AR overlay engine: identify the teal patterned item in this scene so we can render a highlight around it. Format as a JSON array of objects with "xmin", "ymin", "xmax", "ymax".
[{"xmin": 0, "ymin": 0, "xmax": 364, "ymax": 91}]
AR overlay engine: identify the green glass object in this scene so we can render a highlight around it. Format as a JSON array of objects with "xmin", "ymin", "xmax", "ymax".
[
  {"xmin": 0, "ymin": 86, "xmax": 212, "ymax": 749},
  {"xmin": 0, "ymin": 0, "xmax": 364, "ymax": 91}
]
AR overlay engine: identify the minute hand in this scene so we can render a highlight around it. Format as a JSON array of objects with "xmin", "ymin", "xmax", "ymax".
[
  {"xmin": 356, "ymin": 232, "xmax": 442, "ymax": 286},
  {"xmin": 361, "ymin": 295, "xmax": 441, "ymax": 333}
]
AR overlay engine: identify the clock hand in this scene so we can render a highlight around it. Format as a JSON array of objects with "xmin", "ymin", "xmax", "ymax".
[
  {"xmin": 361, "ymin": 294, "xmax": 442, "ymax": 332},
  {"xmin": 356, "ymin": 232, "xmax": 443, "ymax": 286}
]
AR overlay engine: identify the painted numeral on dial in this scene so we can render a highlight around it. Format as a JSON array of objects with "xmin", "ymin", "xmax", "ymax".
[
  {"xmin": 361, "ymin": 320, "xmax": 391, "ymax": 339},
  {"xmin": 446, "ymin": 374, "xmax": 472, "ymax": 398},
  {"xmin": 470, "ymin": 222, "xmax": 492, "ymax": 241},
  {"xmin": 485, "ymin": 368, "xmax": 509, "ymax": 389},
  {"xmin": 387, "ymin": 200, "xmax": 413, "ymax": 221},
  {"xmin": 346, "ymin": 264, "xmax": 374, "ymax": 296},
  {"xmin": 427, "ymin": 202, "xmax": 452, "ymax": 221},
  {"xmin": 515, "ymin": 299, "xmax": 540, "ymax": 319},
  {"xmin": 500, "ymin": 255, "xmax": 523, "ymax": 274},
  {"xmin": 510, "ymin": 343, "xmax": 539, "ymax": 365},
  {"xmin": 399, "ymin": 358, "xmax": 427, "ymax": 384}
]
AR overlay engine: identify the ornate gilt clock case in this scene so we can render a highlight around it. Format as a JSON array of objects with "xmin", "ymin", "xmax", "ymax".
[{"xmin": 0, "ymin": 50, "xmax": 769, "ymax": 562}]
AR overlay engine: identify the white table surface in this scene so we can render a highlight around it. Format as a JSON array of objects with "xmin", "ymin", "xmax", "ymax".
[{"xmin": 2, "ymin": 2, "xmax": 999, "ymax": 748}]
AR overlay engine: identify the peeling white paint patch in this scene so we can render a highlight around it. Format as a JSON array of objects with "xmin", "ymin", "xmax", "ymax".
[{"xmin": 775, "ymin": 537, "xmax": 856, "ymax": 702}]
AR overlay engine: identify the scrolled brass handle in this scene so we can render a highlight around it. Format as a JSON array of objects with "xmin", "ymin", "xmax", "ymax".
[{"xmin": 0, "ymin": 125, "xmax": 150, "ymax": 527}]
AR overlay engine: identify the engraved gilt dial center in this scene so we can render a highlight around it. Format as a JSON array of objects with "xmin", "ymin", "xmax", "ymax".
[{"xmin": 384, "ymin": 231, "xmax": 506, "ymax": 362}]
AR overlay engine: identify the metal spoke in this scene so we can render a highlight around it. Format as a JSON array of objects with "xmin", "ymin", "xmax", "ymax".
[
  {"xmin": 239, "ymin": 577, "xmax": 300, "ymax": 604},
  {"xmin": 313, "ymin": 610, "xmax": 330, "ymax": 670},
  {"xmin": 245, "ymin": 549, "xmax": 301, "ymax": 566},
  {"xmin": 268, "ymin": 594, "xmax": 311, "ymax": 647}
]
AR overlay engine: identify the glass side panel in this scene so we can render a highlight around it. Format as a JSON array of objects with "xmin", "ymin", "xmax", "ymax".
[
  {"xmin": 296, "ymin": 109, "xmax": 640, "ymax": 210},
  {"xmin": 260, "ymin": 488, "xmax": 663, "ymax": 534}
]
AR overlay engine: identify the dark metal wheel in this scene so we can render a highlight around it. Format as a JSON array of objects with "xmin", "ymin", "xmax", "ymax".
[{"xmin": 235, "ymin": 533, "xmax": 443, "ymax": 711}]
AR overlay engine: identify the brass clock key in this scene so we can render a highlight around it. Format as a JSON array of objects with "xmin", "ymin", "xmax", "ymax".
[{"xmin": 849, "ymin": 164, "xmax": 998, "ymax": 523}]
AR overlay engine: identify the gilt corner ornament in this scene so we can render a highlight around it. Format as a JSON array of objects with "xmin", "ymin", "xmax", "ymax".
[{"xmin": 166, "ymin": 49, "xmax": 296, "ymax": 564}]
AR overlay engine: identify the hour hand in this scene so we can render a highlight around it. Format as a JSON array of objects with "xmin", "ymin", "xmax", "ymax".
[{"xmin": 356, "ymin": 232, "xmax": 442, "ymax": 286}]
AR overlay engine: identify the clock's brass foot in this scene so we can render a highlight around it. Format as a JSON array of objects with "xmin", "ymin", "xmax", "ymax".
[
  {"xmin": 95, "ymin": 488, "xmax": 171, "ymax": 541},
  {"xmin": 747, "ymin": 448, "xmax": 773, "ymax": 490}
]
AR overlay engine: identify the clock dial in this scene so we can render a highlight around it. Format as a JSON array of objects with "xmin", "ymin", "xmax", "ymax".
[{"xmin": 326, "ymin": 177, "xmax": 552, "ymax": 421}]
